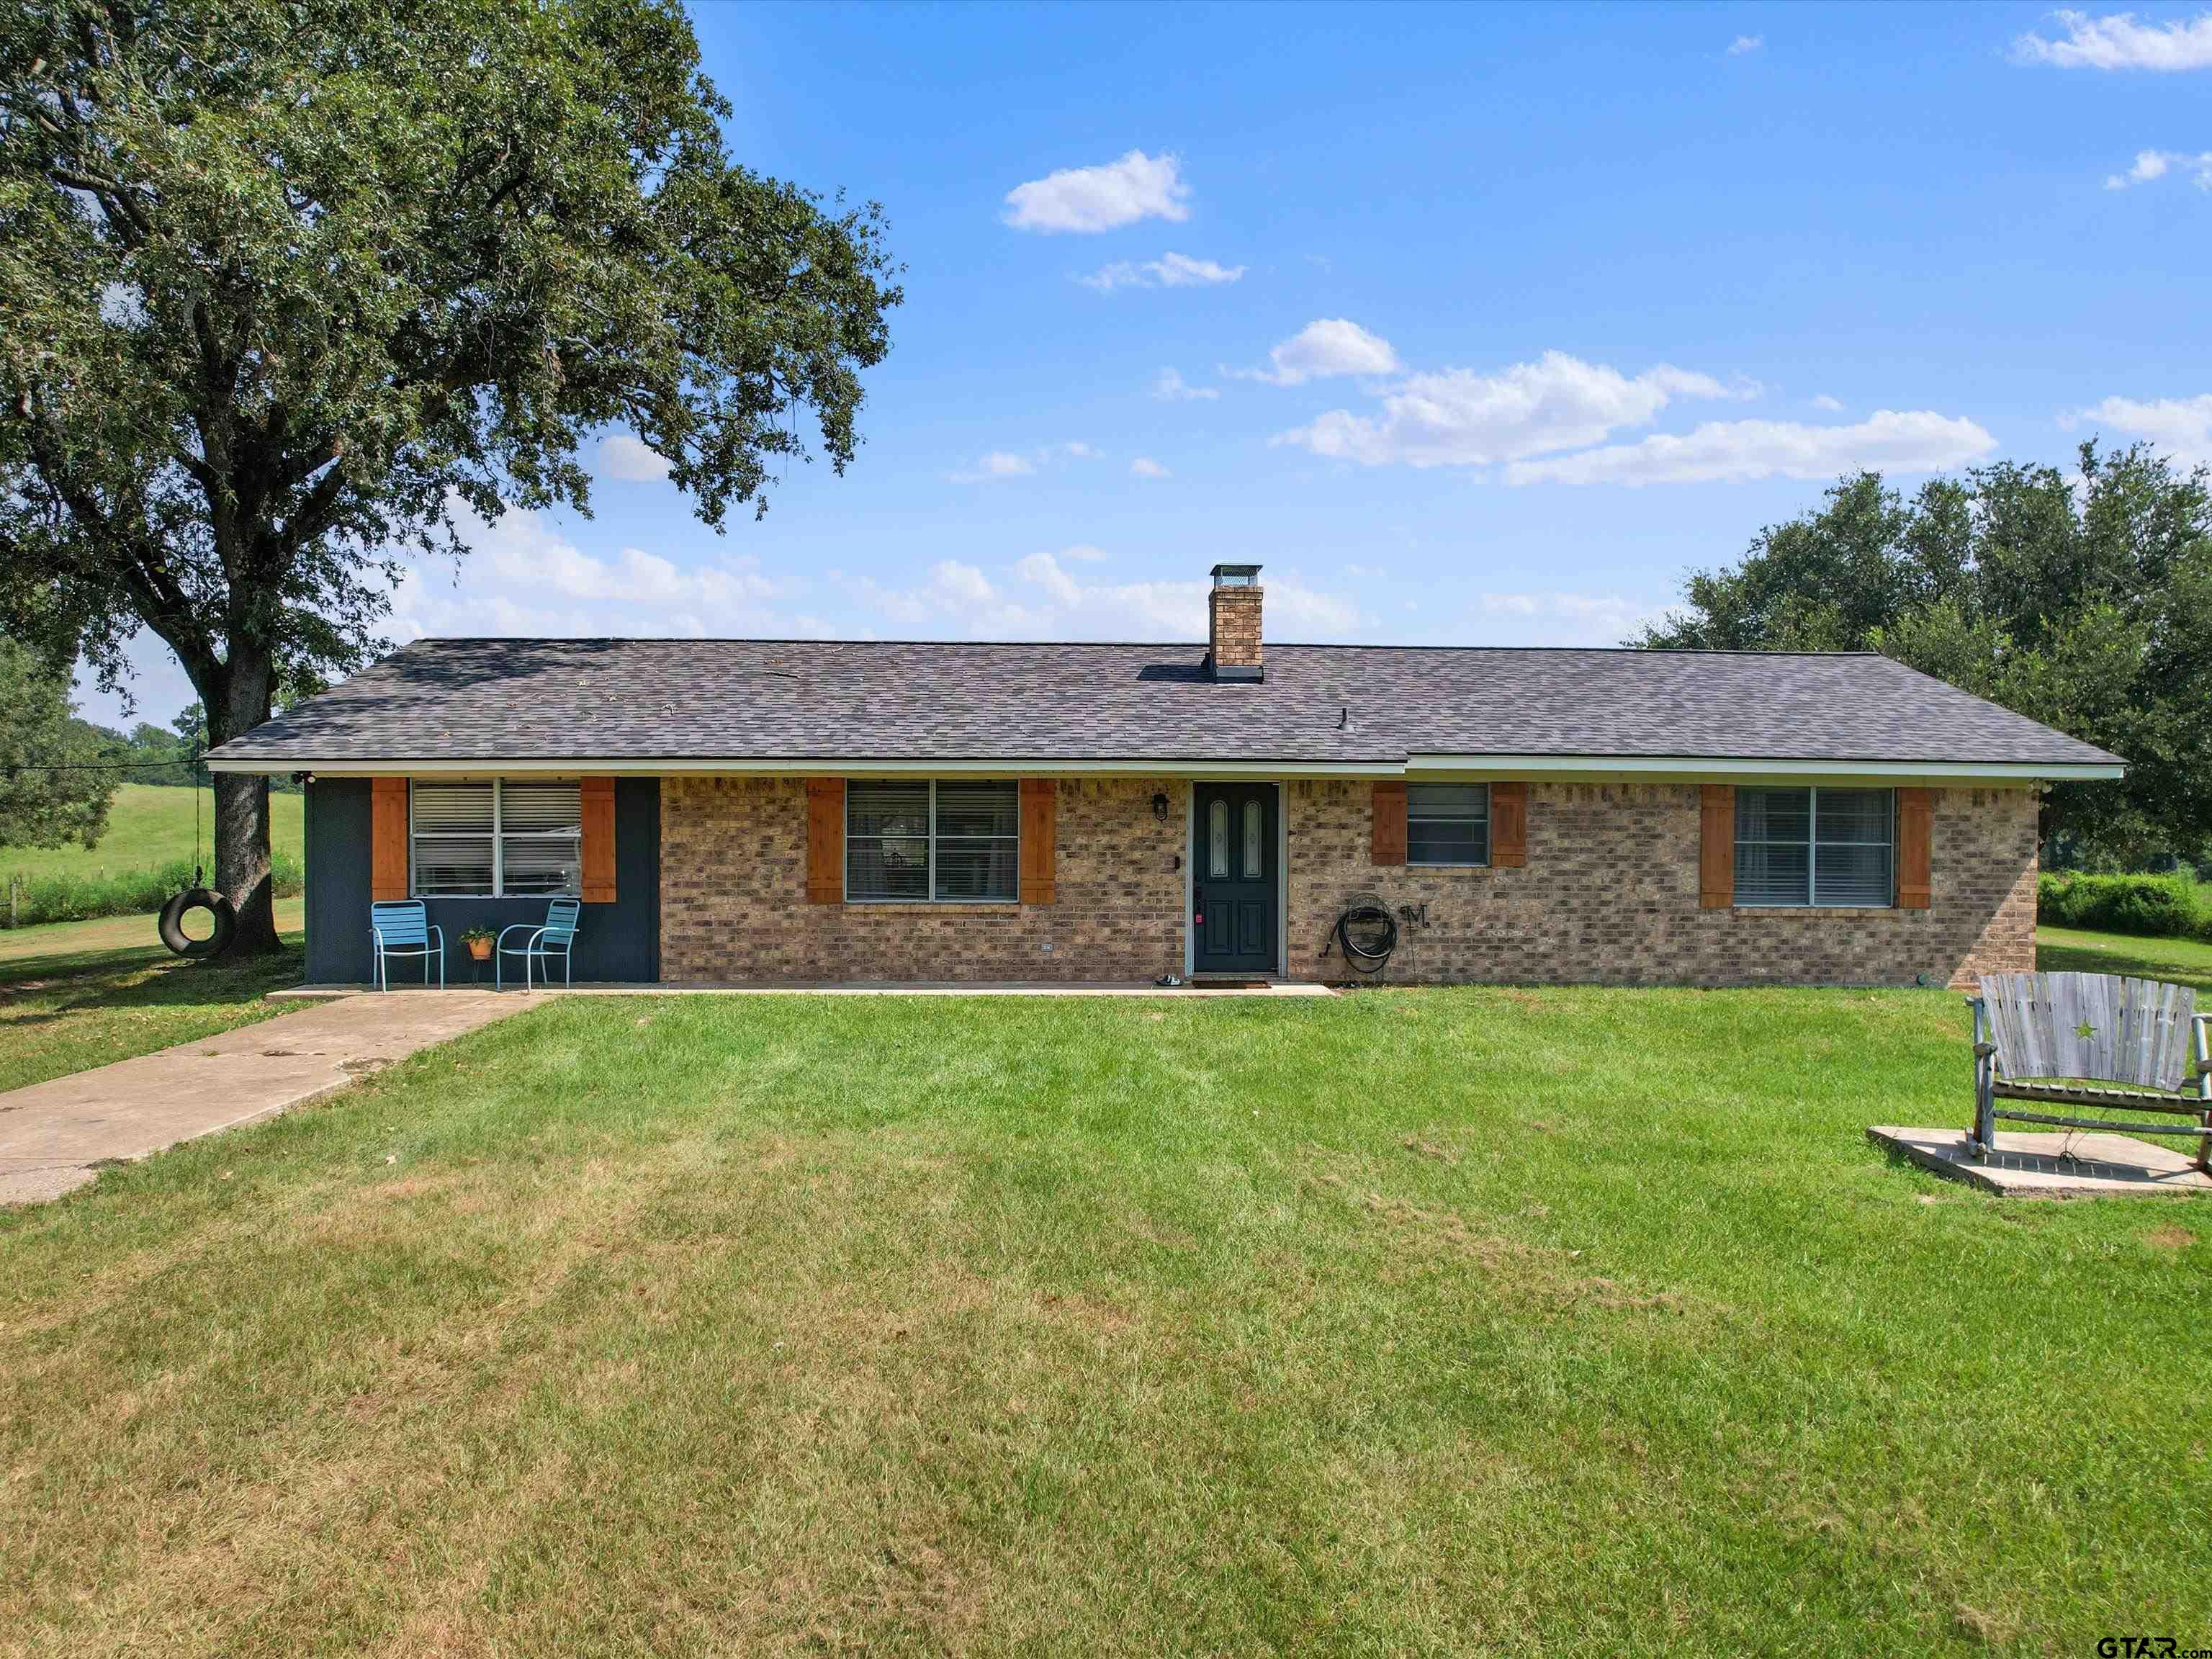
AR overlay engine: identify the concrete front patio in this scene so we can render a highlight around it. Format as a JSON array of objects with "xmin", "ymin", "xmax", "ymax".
[
  {"xmin": 270, "ymin": 980, "xmax": 1339, "ymax": 999},
  {"xmin": 0, "ymin": 990, "xmax": 534, "ymax": 1206},
  {"xmin": 1869, "ymin": 1125, "xmax": 2212, "ymax": 1197}
]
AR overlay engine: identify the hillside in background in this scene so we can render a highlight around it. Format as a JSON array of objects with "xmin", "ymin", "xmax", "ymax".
[{"xmin": 0, "ymin": 786, "xmax": 305, "ymax": 926}]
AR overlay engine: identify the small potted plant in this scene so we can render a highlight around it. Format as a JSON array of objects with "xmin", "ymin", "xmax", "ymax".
[{"xmin": 460, "ymin": 925, "xmax": 496, "ymax": 963}]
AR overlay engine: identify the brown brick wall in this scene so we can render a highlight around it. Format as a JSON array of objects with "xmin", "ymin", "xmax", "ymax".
[
  {"xmin": 1208, "ymin": 585, "xmax": 1262, "ymax": 671},
  {"xmin": 1285, "ymin": 780, "xmax": 2038, "ymax": 989},
  {"xmin": 660, "ymin": 777, "xmax": 1188, "ymax": 983},
  {"xmin": 658, "ymin": 774, "xmax": 2038, "ymax": 988}
]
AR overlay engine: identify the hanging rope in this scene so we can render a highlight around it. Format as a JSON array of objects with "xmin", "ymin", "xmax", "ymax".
[{"xmin": 158, "ymin": 716, "xmax": 235, "ymax": 958}]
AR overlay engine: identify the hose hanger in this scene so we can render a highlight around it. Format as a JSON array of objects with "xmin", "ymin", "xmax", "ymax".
[{"xmin": 1331, "ymin": 889, "xmax": 1400, "ymax": 976}]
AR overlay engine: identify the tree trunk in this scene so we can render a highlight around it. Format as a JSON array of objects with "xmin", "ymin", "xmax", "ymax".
[{"xmin": 209, "ymin": 650, "xmax": 282, "ymax": 955}]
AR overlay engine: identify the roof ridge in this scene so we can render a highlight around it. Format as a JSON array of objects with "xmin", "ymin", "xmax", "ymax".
[{"xmin": 390, "ymin": 637, "xmax": 1886, "ymax": 658}]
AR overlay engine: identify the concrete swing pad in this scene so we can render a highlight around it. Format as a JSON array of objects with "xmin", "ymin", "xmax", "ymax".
[{"xmin": 1869, "ymin": 1125, "xmax": 2212, "ymax": 1197}]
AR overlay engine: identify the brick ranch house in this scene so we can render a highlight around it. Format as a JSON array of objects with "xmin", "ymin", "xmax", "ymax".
[{"xmin": 206, "ymin": 565, "xmax": 2122, "ymax": 989}]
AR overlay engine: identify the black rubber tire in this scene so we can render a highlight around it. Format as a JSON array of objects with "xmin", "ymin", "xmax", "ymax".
[{"xmin": 158, "ymin": 887, "xmax": 236, "ymax": 958}]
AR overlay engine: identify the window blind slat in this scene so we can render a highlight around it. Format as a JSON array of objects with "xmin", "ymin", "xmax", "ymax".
[
  {"xmin": 412, "ymin": 782, "xmax": 493, "ymax": 835},
  {"xmin": 1406, "ymin": 782, "xmax": 1490, "ymax": 866}
]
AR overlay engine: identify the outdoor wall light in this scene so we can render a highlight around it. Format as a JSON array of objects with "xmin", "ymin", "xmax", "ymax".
[{"xmin": 1151, "ymin": 791, "xmax": 1170, "ymax": 821}]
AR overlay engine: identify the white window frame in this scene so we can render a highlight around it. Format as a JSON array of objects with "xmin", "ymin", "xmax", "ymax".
[
  {"xmin": 1733, "ymin": 786, "xmax": 1895, "ymax": 909},
  {"xmin": 1406, "ymin": 782, "xmax": 1491, "ymax": 868},
  {"xmin": 844, "ymin": 778, "xmax": 1021, "ymax": 904},
  {"xmin": 408, "ymin": 778, "xmax": 582, "ymax": 899}
]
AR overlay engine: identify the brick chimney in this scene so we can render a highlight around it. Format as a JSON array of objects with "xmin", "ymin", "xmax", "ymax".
[{"xmin": 1208, "ymin": 564, "xmax": 1263, "ymax": 681}]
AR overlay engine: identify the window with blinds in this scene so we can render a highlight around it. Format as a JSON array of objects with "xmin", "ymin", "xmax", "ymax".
[
  {"xmin": 1407, "ymin": 783, "xmax": 1490, "ymax": 866},
  {"xmin": 1733, "ymin": 787, "xmax": 1894, "ymax": 907},
  {"xmin": 846, "ymin": 780, "xmax": 1018, "ymax": 902},
  {"xmin": 410, "ymin": 780, "xmax": 581, "ymax": 896}
]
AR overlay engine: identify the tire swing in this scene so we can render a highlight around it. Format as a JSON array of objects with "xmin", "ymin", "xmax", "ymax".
[
  {"xmin": 158, "ymin": 881, "xmax": 235, "ymax": 958},
  {"xmin": 158, "ymin": 753, "xmax": 235, "ymax": 958}
]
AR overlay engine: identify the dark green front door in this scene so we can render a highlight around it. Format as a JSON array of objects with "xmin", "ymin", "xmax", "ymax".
[{"xmin": 1192, "ymin": 783, "xmax": 1278, "ymax": 976}]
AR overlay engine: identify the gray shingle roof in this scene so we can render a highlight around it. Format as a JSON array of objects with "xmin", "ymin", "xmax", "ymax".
[{"xmin": 205, "ymin": 637, "xmax": 2122, "ymax": 770}]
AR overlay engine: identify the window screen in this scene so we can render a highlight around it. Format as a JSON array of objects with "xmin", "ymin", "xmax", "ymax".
[
  {"xmin": 1407, "ymin": 783, "xmax": 1490, "ymax": 866},
  {"xmin": 1734, "ymin": 787, "xmax": 1893, "ymax": 907},
  {"xmin": 410, "ymin": 782, "xmax": 495, "ymax": 896},
  {"xmin": 410, "ymin": 780, "xmax": 580, "ymax": 897},
  {"xmin": 846, "ymin": 781, "xmax": 1019, "ymax": 902},
  {"xmin": 499, "ymin": 782, "xmax": 583, "ymax": 896}
]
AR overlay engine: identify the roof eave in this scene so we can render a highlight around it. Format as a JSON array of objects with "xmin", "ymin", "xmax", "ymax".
[{"xmin": 202, "ymin": 752, "xmax": 2126, "ymax": 783}]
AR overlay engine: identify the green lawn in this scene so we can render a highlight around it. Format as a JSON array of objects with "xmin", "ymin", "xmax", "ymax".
[
  {"xmin": 0, "ymin": 783, "xmax": 303, "ymax": 884},
  {"xmin": 4, "ymin": 973, "xmax": 2206, "ymax": 1653},
  {"xmin": 2038, "ymin": 922, "xmax": 2212, "ymax": 994},
  {"xmin": 0, "ymin": 904, "xmax": 306, "ymax": 1094}
]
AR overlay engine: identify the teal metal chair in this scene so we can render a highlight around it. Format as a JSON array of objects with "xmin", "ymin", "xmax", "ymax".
[
  {"xmin": 370, "ymin": 901, "xmax": 444, "ymax": 991},
  {"xmin": 498, "ymin": 899, "xmax": 581, "ymax": 989}
]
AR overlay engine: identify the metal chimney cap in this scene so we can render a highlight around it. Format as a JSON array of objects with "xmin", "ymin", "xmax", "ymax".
[{"xmin": 1210, "ymin": 563, "xmax": 1262, "ymax": 587}]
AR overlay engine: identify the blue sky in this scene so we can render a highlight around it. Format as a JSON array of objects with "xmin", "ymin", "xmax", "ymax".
[{"xmin": 85, "ymin": 1, "xmax": 2212, "ymax": 724}]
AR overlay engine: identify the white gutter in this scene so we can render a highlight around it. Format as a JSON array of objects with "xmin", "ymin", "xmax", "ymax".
[
  {"xmin": 1403, "ymin": 754, "xmax": 2125, "ymax": 783},
  {"xmin": 205, "ymin": 752, "xmax": 2124, "ymax": 783}
]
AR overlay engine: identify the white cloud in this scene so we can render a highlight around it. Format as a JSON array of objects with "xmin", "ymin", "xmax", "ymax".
[
  {"xmin": 1810, "ymin": 393, "xmax": 1845, "ymax": 412},
  {"xmin": 1236, "ymin": 318, "xmax": 1401, "ymax": 387},
  {"xmin": 1058, "ymin": 544, "xmax": 1111, "ymax": 562},
  {"xmin": 1079, "ymin": 251, "xmax": 1246, "ymax": 292},
  {"xmin": 1002, "ymin": 149, "xmax": 1190, "ymax": 233},
  {"xmin": 2014, "ymin": 9, "xmax": 2212, "ymax": 69},
  {"xmin": 1130, "ymin": 457, "xmax": 1171, "ymax": 479},
  {"xmin": 1274, "ymin": 351, "xmax": 1746, "ymax": 468},
  {"xmin": 1153, "ymin": 367, "xmax": 1219, "ymax": 402},
  {"xmin": 2073, "ymin": 392, "xmax": 2212, "ymax": 466},
  {"xmin": 2103, "ymin": 147, "xmax": 2212, "ymax": 189},
  {"xmin": 1727, "ymin": 34, "xmax": 1763, "ymax": 54},
  {"xmin": 390, "ymin": 505, "xmax": 789, "ymax": 640},
  {"xmin": 1479, "ymin": 590, "xmax": 1663, "ymax": 646},
  {"xmin": 947, "ymin": 443, "xmax": 1100, "ymax": 482},
  {"xmin": 842, "ymin": 549, "xmax": 1362, "ymax": 641},
  {"xmin": 947, "ymin": 450, "xmax": 1036, "ymax": 484},
  {"xmin": 1503, "ymin": 410, "xmax": 1999, "ymax": 487},
  {"xmin": 598, "ymin": 432, "xmax": 668, "ymax": 482}
]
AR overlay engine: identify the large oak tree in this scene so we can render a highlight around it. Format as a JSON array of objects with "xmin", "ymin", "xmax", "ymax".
[
  {"xmin": 1, "ymin": 0, "xmax": 900, "ymax": 949},
  {"xmin": 1638, "ymin": 445, "xmax": 2212, "ymax": 866}
]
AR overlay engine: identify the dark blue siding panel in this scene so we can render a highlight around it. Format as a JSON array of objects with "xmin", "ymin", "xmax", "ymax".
[
  {"xmin": 302, "ymin": 777, "xmax": 660, "ymax": 984},
  {"xmin": 305, "ymin": 778, "xmax": 376, "ymax": 984}
]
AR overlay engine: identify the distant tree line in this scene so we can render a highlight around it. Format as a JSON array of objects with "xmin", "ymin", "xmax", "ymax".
[
  {"xmin": 1, "ymin": 641, "xmax": 294, "ymax": 855},
  {"xmin": 1638, "ymin": 443, "xmax": 2212, "ymax": 872}
]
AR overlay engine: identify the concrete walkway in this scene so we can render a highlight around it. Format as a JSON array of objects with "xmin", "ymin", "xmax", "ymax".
[
  {"xmin": 0, "ymin": 991, "xmax": 534, "ymax": 1206},
  {"xmin": 271, "ymin": 980, "xmax": 1338, "ymax": 999}
]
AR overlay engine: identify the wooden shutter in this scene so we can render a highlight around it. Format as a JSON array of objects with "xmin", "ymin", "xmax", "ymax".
[
  {"xmin": 371, "ymin": 778, "xmax": 410, "ymax": 901},
  {"xmin": 1019, "ymin": 779, "xmax": 1057, "ymax": 905},
  {"xmin": 1699, "ymin": 784, "xmax": 1735, "ymax": 909},
  {"xmin": 1371, "ymin": 781, "xmax": 1407, "ymax": 866},
  {"xmin": 805, "ymin": 778, "xmax": 844, "ymax": 904},
  {"xmin": 579, "ymin": 777, "xmax": 617, "ymax": 903},
  {"xmin": 1897, "ymin": 787, "xmax": 1933, "ymax": 909},
  {"xmin": 1491, "ymin": 781, "xmax": 1527, "ymax": 868}
]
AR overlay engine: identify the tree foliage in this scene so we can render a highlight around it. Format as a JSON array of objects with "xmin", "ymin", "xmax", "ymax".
[
  {"xmin": 1640, "ymin": 445, "xmax": 2212, "ymax": 866},
  {"xmin": 0, "ymin": 0, "xmax": 901, "ymax": 945},
  {"xmin": 0, "ymin": 640, "xmax": 117, "ymax": 850}
]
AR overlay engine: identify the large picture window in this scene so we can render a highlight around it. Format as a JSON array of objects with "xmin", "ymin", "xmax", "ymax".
[
  {"xmin": 410, "ymin": 780, "xmax": 582, "ymax": 897},
  {"xmin": 1407, "ymin": 783, "xmax": 1490, "ymax": 866},
  {"xmin": 846, "ymin": 780, "xmax": 1019, "ymax": 903},
  {"xmin": 1734, "ymin": 787, "xmax": 1894, "ymax": 907}
]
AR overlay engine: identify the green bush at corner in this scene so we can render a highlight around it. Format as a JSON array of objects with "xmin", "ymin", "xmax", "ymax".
[{"xmin": 2036, "ymin": 871, "xmax": 2211, "ymax": 943}]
